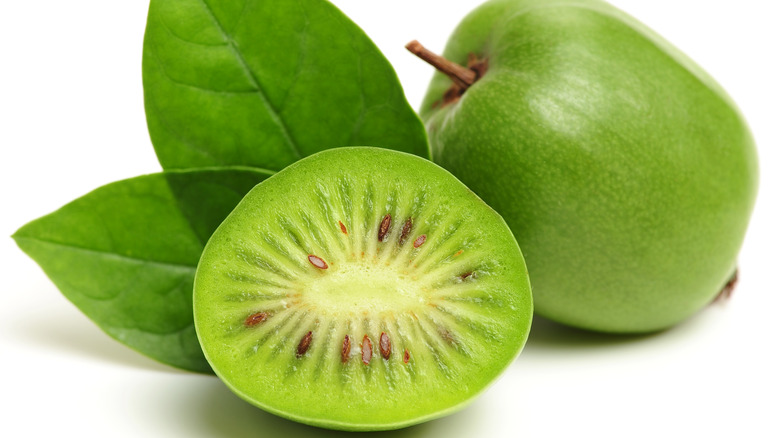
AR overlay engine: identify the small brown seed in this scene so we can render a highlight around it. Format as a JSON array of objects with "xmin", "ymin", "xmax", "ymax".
[
  {"xmin": 361, "ymin": 335, "xmax": 373, "ymax": 365},
  {"xmin": 244, "ymin": 312, "xmax": 268, "ymax": 327},
  {"xmin": 439, "ymin": 328, "xmax": 456, "ymax": 345},
  {"xmin": 413, "ymin": 234, "xmax": 427, "ymax": 248},
  {"xmin": 308, "ymin": 254, "xmax": 328, "ymax": 269},
  {"xmin": 296, "ymin": 331, "xmax": 313, "ymax": 358},
  {"xmin": 399, "ymin": 218, "xmax": 413, "ymax": 245},
  {"xmin": 378, "ymin": 214, "xmax": 392, "ymax": 242},
  {"xmin": 403, "ymin": 349, "xmax": 410, "ymax": 364},
  {"xmin": 459, "ymin": 272, "xmax": 473, "ymax": 280},
  {"xmin": 339, "ymin": 221, "xmax": 347, "ymax": 235},
  {"xmin": 379, "ymin": 332, "xmax": 391, "ymax": 360},
  {"xmin": 341, "ymin": 335, "xmax": 351, "ymax": 363}
]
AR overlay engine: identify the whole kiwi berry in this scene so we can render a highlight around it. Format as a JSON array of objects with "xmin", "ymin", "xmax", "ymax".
[{"xmin": 410, "ymin": 0, "xmax": 759, "ymax": 333}]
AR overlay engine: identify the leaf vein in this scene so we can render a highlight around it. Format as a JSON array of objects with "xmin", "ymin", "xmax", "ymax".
[
  {"xmin": 196, "ymin": 0, "xmax": 303, "ymax": 159},
  {"xmin": 159, "ymin": 12, "xmax": 227, "ymax": 48},
  {"xmin": 15, "ymin": 236, "xmax": 196, "ymax": 272}
]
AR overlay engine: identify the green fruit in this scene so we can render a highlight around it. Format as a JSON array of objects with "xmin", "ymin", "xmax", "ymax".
[
  {"xmin": 193, "ymin": 147, "xmax": 532, "ymax": 430},
  {"xmin": 415, "ymin": 0, "xmax": 758, "ymax": 333}
]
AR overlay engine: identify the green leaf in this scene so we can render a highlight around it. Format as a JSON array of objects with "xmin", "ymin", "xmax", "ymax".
[
  {"xmin": 12, "ymin": 167, "xmax": 272, "ymax": 373},
  {"xmin": 142, "ymin": 0, "xmax": 430, "ymax": 171}
]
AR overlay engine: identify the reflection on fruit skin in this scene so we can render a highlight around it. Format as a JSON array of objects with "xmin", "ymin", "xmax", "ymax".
[{"xmin": 419, "ymin": 0, "xmax": 758, "ymax": 333}]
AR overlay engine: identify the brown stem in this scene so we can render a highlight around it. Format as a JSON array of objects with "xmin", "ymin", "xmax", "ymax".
[
  {"xmin": 713, "ymin": 269, "xmax": 739, "ymax": 303},
  {"xmin": 405, "ymin": 40, "xmax": 476, "ymax": 90}
]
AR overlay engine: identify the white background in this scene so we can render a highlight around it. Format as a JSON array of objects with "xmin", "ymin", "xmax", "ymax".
[{"xmin": 1, "ymin": 1, "xmax": 778, "ymax": 437}]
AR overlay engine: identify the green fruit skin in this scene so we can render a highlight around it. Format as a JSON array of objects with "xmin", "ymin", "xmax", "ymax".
[{"xmin": 420, "ymin": 0, "xmax": 759, "ymax": 333}]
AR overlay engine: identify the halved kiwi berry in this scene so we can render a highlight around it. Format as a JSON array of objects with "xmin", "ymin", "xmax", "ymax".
[{"xmin": 193, "ymin": 147, "xmax": 532, "ymax": 431}]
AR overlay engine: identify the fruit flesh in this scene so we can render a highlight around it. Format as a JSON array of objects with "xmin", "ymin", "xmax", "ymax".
[
  {"xmin": 193, "ymin": 148, "xmax": 532, "ymax": 430},
  {"xmin": 420, "ymin": 0, "xmax": 758, "ymax": 332}
]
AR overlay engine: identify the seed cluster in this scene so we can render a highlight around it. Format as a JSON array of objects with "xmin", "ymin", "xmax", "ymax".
[
  {"xmin": 238, "ymin": 213, "xmax": 480, "ymax": 368},
  {"xmin": 376, "ymin": 214, "xmax": 426, "ymax": 249},
  {"xmin": 243, "ymin": 308, "xmax": 409, "ymax": 364}
]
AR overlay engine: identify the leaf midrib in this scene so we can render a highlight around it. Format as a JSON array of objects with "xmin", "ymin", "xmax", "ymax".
[
  {"xmin": 196, "ymin": 0, "xmax": 303, "ymax": 159},
  {"xmin": 14, "ymin": 235, "xmax": 197, "ymax": 272}
]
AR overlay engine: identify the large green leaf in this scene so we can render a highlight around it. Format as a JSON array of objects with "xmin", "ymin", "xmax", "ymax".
[
  {"xmin": 13, "ymin": 167, "xmax": 272, "ymax": 373},
  {"xmin": 143, "ymin": 0, "xmax": 430, "ymax": 171}
]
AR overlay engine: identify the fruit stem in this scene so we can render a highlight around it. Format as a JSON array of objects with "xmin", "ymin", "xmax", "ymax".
[{"xmin": 405, "ymin": 40, "xmax": 476, "ymax": 90}]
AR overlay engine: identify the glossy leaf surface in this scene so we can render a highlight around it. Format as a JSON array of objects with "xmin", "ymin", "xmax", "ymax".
[
  {"xmin": 143, "ymin": 0, "xmax": 429, "ymax": 171},
  {"xmin": 13, "ymin": 167, "xmax": 272, "ymax": 372}
]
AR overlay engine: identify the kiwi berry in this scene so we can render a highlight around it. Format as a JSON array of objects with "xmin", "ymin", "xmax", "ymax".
[{"xmin": 193, "ymin": 147, "xmax": 532, "ymax": 431}]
